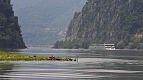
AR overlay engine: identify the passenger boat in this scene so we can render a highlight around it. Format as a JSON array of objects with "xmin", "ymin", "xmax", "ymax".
[{"xmin": 89, "ymin": 43, "xmax": 115, "ymax": 50}]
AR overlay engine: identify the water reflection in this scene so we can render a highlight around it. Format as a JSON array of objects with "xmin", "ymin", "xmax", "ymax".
[
  {"xmin": 0, "ymin": 48, "xmax": 143, "ymax": 80},
  {"xmin": 0, "ymin": 49, "xmax": 20, "ymax": 53},
  {"xmin": 0, "ymin": 62, "xmax": 15, "ymax": 80}
]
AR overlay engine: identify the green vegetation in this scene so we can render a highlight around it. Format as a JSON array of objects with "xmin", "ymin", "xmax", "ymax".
[
  {"xmin": 60, "ymin": 0, "xmax": 143, "ymax": 49},
  {"xmin": 54, "ymin": 40, "xmax": 95, "ymax": 49},
  {"xmin": 115, "ymin": 0, "xmax": 143, "ymax": 49},
  {"xmin": 0, "ymin": 1, "xmax": 26, "ymax": 49},
  {"xmin": 0, "ymin": 51, "xmax": 75, "ymax": 61},
  {"xmin": 0, "ymin": 13, "xmax": 26, "ymax": 49}
]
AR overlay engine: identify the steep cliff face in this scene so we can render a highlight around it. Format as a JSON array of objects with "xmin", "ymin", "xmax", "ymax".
[
  {"xmin": 66, "ymin": 0, "xmax": 143, "ymax": 48},
  {"xmin": 0, "ymin": 0, "xmax": 26, "ymax": 49}
]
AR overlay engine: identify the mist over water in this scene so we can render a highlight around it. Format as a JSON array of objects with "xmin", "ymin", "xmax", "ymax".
[{"xmin": 0, "ymin": 47, "xmax": 143, "ymax": 80}]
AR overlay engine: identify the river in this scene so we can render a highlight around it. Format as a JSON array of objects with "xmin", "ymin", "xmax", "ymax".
[{"xmin": 0, "ymin": 47, "xmax": 143, "ymax": 80}]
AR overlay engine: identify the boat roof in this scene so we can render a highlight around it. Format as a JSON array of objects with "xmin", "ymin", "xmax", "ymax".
[{"xmin": 90, "ymin": 43, "xmax": 115, "ymax": 46}]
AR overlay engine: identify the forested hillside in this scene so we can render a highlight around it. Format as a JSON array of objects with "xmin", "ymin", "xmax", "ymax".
[
  {"xmin": 0, "ymin": 0, "xmax": 26, "ymax": 49},
  {"xmin": 54, "ymin": 0, "xmax": 143, "ymax": 49},
  {"xmin": 11, "ymin": 0, "xmax": 86, "ymax": 46}
]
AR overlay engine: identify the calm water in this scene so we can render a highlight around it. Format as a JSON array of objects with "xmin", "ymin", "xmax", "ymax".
[{"xmin": 0, "ymin": 47, "xmax": 143, "ymax": 80}]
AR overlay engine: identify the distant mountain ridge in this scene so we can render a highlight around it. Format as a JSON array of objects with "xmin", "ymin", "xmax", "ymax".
[
  {"xmin": 11, "ymin": 0, "xmax": 41, "ymax": 10},
  {"xmin": 11, "ymin": 0, "xmax": 87, "ymax": 46}
]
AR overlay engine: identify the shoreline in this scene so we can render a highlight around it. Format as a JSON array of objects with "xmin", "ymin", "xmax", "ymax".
[{"xmin": 0, "ymin": 51, "xmax": 76, "ymax": 61}]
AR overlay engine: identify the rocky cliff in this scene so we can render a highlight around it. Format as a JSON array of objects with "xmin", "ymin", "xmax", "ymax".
[
  {"xmin": 65, "ymin": 0, "xmax": 143, "ymax": 49},
  {"xmin": 0, "ymin": 0, "xmax": 26, "ymax": 49}
]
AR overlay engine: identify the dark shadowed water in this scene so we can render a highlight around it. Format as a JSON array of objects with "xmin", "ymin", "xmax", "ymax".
[{"xmin": 0, "ymin": 47, "xmax": 143, "ymax": 80}]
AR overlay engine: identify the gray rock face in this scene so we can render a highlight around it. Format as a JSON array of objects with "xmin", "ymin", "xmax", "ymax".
[{"xmin": 66, "ymin": 0, "xmax": 143, "ymax": 44}]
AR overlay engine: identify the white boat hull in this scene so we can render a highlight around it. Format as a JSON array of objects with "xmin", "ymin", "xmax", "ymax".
[{"xmin": 89, "ymin": 44, "xmax": 115, "ymax": 50}]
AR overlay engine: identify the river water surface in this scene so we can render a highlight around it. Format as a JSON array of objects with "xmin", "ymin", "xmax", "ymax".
[{"xmin": 0, "ymin": 47, "xmax": 143, "ymax": 80}]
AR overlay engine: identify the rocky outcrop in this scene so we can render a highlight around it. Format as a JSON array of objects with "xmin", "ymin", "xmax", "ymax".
[
  {"xmin": 66, "ymin": 0, "xmax": 143, "ymax": 46},
  {"xmin": 0, "ymin": 0, "xmax": 26, "ymax": 49}
]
